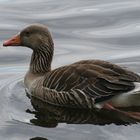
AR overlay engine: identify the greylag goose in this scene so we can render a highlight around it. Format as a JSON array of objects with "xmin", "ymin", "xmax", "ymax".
[{"xmin": 3, "ymin": 24, "xmax": 140, "ymax": 120}]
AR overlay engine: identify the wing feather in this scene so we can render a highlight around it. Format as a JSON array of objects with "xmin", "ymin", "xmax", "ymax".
[{"xmin": 43, "ymin": 60, "xmax": 140, "ymax": 104}]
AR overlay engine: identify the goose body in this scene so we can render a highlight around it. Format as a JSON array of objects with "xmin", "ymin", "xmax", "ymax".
[{"xmin": 3, "ymin": 24, "xmax": 140, "ymax": 113}]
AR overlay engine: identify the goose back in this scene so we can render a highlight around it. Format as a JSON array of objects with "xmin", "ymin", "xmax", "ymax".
[{"xmin": 36, "ymin": 60, "xmax": 140, "ymax": 108}]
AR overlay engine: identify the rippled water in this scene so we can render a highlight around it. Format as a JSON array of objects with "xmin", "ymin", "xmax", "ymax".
[{"xmin": 0, "ymin": 0, "xmax": 140, "ymax": 140}]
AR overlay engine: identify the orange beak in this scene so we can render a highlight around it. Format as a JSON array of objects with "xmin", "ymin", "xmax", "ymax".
[{"xmin": 3, "ymin": 34, "xmax": 21, "ymax": 47}]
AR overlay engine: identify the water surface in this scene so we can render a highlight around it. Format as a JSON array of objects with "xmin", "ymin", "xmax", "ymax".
[{"xmin": 0, "ymin": 0, "xmax": 140, "ymax": 140}]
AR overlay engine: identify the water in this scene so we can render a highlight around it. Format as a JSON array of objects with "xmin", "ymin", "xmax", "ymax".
[{"xmin": 0, "ymin": 0, "xmax": 140, "ymax": 139}]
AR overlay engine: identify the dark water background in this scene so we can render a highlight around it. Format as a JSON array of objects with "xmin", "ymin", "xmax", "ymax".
[{"xmin": 0, "ymin": 0, "xmax": 140, "ymax": 140}]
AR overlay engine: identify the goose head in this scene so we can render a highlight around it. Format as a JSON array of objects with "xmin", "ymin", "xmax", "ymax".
[
  {"xmin": 3, "ymin": 24, "xmax": 54, "ymax": 50},
  {"xmin": 3, "ymin": 24, "xmax": 54, "ymax": 74}
]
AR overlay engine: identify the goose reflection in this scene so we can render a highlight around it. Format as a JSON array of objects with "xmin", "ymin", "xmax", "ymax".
[
  {"xmin": 27, "ymin": 95, "xmax": 140, "ymax": 128},
  {"xmin": 30, "ymin": 137, "xmax": 48, "ymax": 140}
]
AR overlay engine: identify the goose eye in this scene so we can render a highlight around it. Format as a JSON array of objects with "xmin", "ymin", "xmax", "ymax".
[{"xmin": 25, "ymin": 31, "xmax": 30, "ymax": 37}]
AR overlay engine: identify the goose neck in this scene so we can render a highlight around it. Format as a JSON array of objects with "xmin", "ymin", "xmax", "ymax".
[{"xmin": 30, "ymin": 47, "xmax": 53, "ymax": 74}]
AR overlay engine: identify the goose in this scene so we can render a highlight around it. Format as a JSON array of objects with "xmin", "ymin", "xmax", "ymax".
[{"xmin": 3, "ymin": 24, "xmax": 140, "ymax": 120}]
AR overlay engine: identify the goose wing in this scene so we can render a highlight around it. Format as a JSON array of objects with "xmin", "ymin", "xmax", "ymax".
[{"xmin": 43, "ymin": 60, "xmax": 140, "ymax": 103}]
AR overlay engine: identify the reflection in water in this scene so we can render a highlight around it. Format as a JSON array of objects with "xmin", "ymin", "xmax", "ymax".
[
  {"xmin": 28, "ymin": 96, "xmax": 139, "ymax": 128},
  {"xmin": 30, "ymin": 137, "xmax": 48, "ymax": 140}
]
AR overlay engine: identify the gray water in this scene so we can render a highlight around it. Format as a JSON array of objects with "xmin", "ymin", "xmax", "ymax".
[{"xmin": 0, "ymin": 0, "xmax": 140, "ymax": 140}]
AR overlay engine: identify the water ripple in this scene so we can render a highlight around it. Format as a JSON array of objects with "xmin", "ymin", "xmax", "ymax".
[{"xmin": 0, "ymin": 0, "xmax": 140, "ymax": 140}]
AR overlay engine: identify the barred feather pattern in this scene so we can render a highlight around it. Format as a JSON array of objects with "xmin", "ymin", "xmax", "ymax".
[
  {"xmin": 30, "ymin": 40, "xmax": 54, "ymax": 74},
  {"xmin": 31, "ymin": 82, "xmax": 95, "ymax": 109},
  {"xmin": 29, "ymin": 57, "xmax": 140, "ymax": 108}
]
